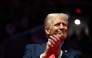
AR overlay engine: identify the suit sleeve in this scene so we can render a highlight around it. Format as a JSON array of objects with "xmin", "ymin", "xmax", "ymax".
[
  {"xmin": 23, "ymin": 45, "xmax": 32, "ymax": 58},
  {"xmin": 75, "ymin": 51, "xmax": 82, "ymax": 58}
]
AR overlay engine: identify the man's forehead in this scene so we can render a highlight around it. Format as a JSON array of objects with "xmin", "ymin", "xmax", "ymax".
[{"xmin": 51, "ymin": 16, "xmax": 67, "ymax": 23}]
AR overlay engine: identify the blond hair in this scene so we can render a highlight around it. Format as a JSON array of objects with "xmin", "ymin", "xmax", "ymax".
[{"xmin": 44, "ymin": 13, "xmax": 69, "ymax": 28}]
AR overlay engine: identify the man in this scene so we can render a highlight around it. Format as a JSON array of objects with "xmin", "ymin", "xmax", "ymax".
[{"xmin": 23, "ymin": 13, "xmax": 82, "ymax": 58}]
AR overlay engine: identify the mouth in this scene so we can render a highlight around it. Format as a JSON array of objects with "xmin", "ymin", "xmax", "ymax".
[
  {"xmin": 57, "ymin": 30, "xmax": 64, "ymax": 34},
  {"xmin": 56, "ymin": 30, "xmax": 67, "ymax": 37},
  {"xmin": 57, "ymin": 32, "xmax": 64, "ymax": 37},
  {"xmin": 58, "ymin": 31, "xmax": 63, "ymax": 34}
]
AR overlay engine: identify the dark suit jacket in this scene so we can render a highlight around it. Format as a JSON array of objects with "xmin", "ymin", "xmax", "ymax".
[{"xmin": 23, "ymin": 43, "xmax": 82, "ymax": 58}]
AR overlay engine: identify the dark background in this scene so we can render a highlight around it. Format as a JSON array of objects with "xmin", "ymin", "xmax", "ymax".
[{"xmin": 0, "ymin": 0, "xmax": 92, "ymax": 58}]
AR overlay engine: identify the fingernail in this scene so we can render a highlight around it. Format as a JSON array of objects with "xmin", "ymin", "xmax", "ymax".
[
  {"xmin": 47, "ymin": 41, "xmax": 50, "ymax": 45},
  {"xmin": 48, "ymin": 39, "xmax": 50, "ymax": 41}
]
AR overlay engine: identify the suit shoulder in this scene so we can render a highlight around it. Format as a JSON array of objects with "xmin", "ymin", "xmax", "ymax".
[
  {"xmin": 70, "ymin": 49, "xmax": 81, "ymax": 53},
  {"xmin": 67, "ymin": 48, "xmax": 82, "ymax": 56},
  {"xmin": 62, "ymin": 49, "xmax": 82, "ymax": 58},
  {"xmin": 25, "ymin": 43, "xmax": 46, "ymax": 48}
]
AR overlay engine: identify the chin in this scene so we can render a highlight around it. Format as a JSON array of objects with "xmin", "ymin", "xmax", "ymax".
[{"xmin": 60, "ymin": 36, "xmax": 67, "ymax": 41}]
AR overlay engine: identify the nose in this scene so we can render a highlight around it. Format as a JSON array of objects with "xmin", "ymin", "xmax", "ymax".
[
  {"xmin": 59, "ymin": 24, "xmax": 65, "ymax": 31},
  {"xmin": 60, "ymin": 24, "xmax": 63, "ymax": 29}
]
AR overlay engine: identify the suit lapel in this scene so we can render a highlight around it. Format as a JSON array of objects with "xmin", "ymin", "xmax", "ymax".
[
  {"xmin": 61, "ymin": 42, "xmax": 69, "ymax": 58},
  {"xmin": 39, "ymin": 43, "xmax": 46, "ymax": 54},
  {"xmin": 62, "ymin": 51, "xmax": 69, "ymax": 58}
]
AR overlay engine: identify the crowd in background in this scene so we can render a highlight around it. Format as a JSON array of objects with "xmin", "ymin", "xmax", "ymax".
[{"xmin": 0, "ymin": 0, "xmax": 64, "ymax": 43}]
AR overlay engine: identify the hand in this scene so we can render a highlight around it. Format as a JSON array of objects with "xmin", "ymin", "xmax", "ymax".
[
  {"xmin": 41, "ymin": 35, "xmax": 62, "ymax": 58},
  {"xmin": 41, "ymin": 41, "xmax": 53, "ymax": 58},
  {"xmin": 48, "ymin": 35, "xmax": 62, "ymax": 57}
]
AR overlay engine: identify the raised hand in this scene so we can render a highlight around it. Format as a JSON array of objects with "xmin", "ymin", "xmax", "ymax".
[{"xmin": 48, "ymin": 35, "xmax": 62, "ymax": 57}]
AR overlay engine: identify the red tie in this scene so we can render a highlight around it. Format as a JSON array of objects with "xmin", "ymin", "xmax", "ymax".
[{"xmin": 49, "ymin": 54, "xmax": 55, "ymax": 58}]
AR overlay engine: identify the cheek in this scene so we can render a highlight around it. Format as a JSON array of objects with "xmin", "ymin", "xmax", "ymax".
[
  {"xmin": 65, "ymin": 27, "xmax": 68, "ymax": 30},
  {"xmin": 64, "ymin": 31, "xmax": 68, "ymax": 38},
  {"xmin": 50, "ymin": 27, "xmax": 58, "ymax": 34},
  {"xmin": 64, "ymin": 27, "xmax": 68, "ymax": 32},
  {"xmin": 64, "ymin": 27, "xmax": 68, "ymax": 37}
]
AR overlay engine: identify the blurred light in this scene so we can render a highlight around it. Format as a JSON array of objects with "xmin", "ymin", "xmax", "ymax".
[
  {"xmin": 74, "ymin": 19, "xmax": 81, "ymax": 25},
  {"xmin": 76, "ymin": 8, "xmax": 81, "ymax": 14}
]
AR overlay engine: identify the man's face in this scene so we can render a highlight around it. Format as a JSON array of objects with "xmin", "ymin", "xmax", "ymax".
[{"xmin": 48, "ymin": 16, "xmax": 68, "ymax": 41}]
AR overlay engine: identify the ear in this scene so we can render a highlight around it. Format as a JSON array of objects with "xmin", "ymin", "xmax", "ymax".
[{"xmin": 45, "ymin": 27, "xmax": 50, "ymax": 35}]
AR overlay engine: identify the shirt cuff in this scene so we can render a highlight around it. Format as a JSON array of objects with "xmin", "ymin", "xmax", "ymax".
[
  {"xmin": 58, "ymin": 50, "xmax": 63, "ymax": 58},
  {"xmin": 40, "ymin": 54, "xmax": 43, "ymax": 58}
]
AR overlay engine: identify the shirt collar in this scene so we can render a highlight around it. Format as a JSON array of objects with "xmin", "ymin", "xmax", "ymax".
[{"xmin": 60, "ymin": 41, "xmax": 64, "ymax": 47}]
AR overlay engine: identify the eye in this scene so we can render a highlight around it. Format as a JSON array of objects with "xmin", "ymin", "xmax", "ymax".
[
  {"xmin": 55, "ymin": 23, "xmax": 60, "ymax": 26},
  {"xmin": 62, "ymin": 23, "xmax": 67, "ymax": 26}
]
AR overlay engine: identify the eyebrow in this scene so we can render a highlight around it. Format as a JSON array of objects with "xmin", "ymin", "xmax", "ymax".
[{"xmin": 55, "ymin": 21, "xmax": 68, "ymax": 25}]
